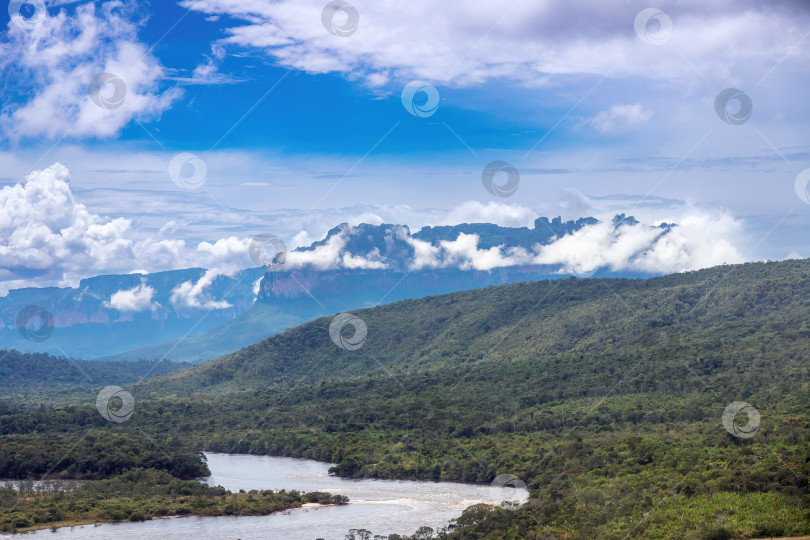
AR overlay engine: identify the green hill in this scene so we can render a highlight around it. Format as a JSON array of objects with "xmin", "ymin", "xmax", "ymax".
[
  {"xmin": 0, "ymin": 350, "xmax": 187, "ymax": 400},
  {"xmin": 98, "ymin": 301, "xmax": 306, "ymax": 364},
  {"xmin": 140, "ymin": 258, "xmax": 810, "ymax": 399}
]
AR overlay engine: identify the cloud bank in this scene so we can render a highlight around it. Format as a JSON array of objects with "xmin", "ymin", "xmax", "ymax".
[
  {"xmin": 0, "ymin": 163, "xmax": 250, "ymax": 294},
  {"xmin": 400, "ymin": 214, "xmax": 743, "ymax": 274},
  {"xmin": 0, "ymin": 163, "xmax": 745, "ymax": 298},
  {"xmin": 180, "ymin": 0, "xmax": 810, "ymax": 87}
]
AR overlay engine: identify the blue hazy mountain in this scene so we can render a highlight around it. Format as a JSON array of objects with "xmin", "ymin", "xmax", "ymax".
[
  {"xmin": 1, "ymin": 216, "xmax": 662, "ymax": 362},
  {"xmin": 0, "ymin": 268, "xmax": 265, "ymax": 360}
]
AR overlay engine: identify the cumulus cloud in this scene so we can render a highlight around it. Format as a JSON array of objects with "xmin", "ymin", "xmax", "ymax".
[
  {"xmin": 104, "ymin": 281, "xmax": 157, "ymax": 312},
  {"xmin": 0, "ymin": 1, "xmax": 178, "ymax": 139},
  {"xmin": 0, "ymin": 163, "xmax": 133, "ymax": 291},
  {"xmin": 179, "ymin": 0, "xmax": 810, "ymax": 87},
  {"xmin": 0, "ymin": 162, "xmax": 747, "ymax": 295},
  {"xmin": 533, "ymin": 210, "xmax": 744, "ymax": 275},
  {"xmin": 0, "ymin": 163, "xmax": 253, "ymax": 294},
  {"xmin": 402, "ymin": 209, "xmax": 744, "ymax": 274}
]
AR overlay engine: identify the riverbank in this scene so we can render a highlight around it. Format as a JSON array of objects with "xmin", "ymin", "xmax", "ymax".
[
  {"xmin": 0, "ymin": 468, "xmax": 347, "ymax": 534},
  {"xmin": 2, "ymin": 454, "xmax": 527, "ymax": 539},
  {"xmin": 9, "ymin": 501, "xmax": 344, "ymax": 535}
]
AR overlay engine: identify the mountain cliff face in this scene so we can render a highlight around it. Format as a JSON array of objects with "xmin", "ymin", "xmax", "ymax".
[
  {"xmin": 256, "ymin": 215, "xmax": 658, "ymax": 305},
  {"xmin": 1, "ymin": 216, "xmax": 660, "ymax": 361},
  {"xmin": 0, "ymin": 268, "xmax": 264, "ymax": 359},
  {"xmin": 294, "ymin": 217, "xmax": 604, "ymax": 273}
]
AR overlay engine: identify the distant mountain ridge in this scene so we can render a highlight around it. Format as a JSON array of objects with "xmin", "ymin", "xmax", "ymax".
[
  {"xmin": 296, "ymin": 216, "xmax": 612, "ymax": 271},
  {"xmin": 0, "ymin": 268, "xmax": 264, "ymax": 360},
  {"xmin": 1, "ymin": 215, "xmax": 663, "ymax": 361}
]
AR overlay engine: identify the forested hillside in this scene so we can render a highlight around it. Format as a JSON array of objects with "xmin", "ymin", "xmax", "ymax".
[
  {"xmin": 3, "ymin": 259, "xmax": 810, "ymax": 537},
  {"xmin": 140, "ymin": 258, "xmax": 810, "ymax": 398},
  {"xmin": 0, "ymin": 350, "xmax": 187, "ymax": 398}
]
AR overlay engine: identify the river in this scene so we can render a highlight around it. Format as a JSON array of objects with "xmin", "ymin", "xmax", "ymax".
[{"xmin": 6, "ymin": 453, "xmax": 528, "ymax": 539}]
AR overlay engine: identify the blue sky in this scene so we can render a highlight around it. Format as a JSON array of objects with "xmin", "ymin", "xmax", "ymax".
[{"xmin": 0, "ymin": 0, "xmax": 809, "ymax": 292}]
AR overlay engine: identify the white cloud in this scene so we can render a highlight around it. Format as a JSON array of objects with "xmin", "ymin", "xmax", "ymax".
[
  {"xmin": 0, "ymin": 1, "xmax": 179, "ymax": 139},
  {"xmin": 0, "ymin": 163, "xmax": 133, "ymax": 292},
  {"xmin": 439, "ymin": 233, "xmax": 532, "ymax": 271},
  {"xmin": 170, "ymin": 269, "xmax": 233, "ymax": 310},
  {"xmin": 285, "ymin": 225, "xmax": 389, "ymax": 270},
  {"xmin": 401, "ymin": 232, "xmax": 440, "ymax": 270},
  {"xmin": 404, "ymin": 208, "xmax": 744, "ymax": 274},
  {"xmin": 442, "ymin": 201, "xmax": 537, "ymax": 228},
  {"xmin": 533, "ymin": 209, "xmax": 744, "ymax": 274},
  {"xmin": 251, "ymin": 275, "xmax": 263, "ymax": 297},
  {"xmin": 630, "ymin": 210, "xmax": 744, "ymax": 273},
  {"xmin": 179, "ymin": 0, "xmax": 810, "ymax": 87},
  {"xmin": 0, "ymin": 162, "xmax": 749, "ymax": 294},
  {"xmin": 585, "ymin": 104, "xmax": 653, "ymax": 133},
  {"xmin": 0, "ymin": 163, "xmax": 255, "ymax": 294},
  {"xmin": 104, "ymin": 281, "xmax": 157, "ymax": 312}
]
